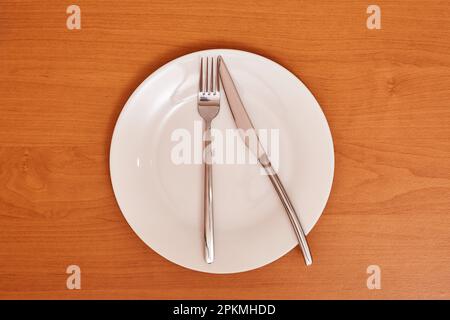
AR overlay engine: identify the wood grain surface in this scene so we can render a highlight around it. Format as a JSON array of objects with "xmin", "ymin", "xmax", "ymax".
[{"xmin": 0, "ymin": 0, "xmax": 449, "ymax": 299}]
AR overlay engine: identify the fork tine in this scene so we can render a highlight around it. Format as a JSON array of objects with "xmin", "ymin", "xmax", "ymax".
[
  {"xmin": 215, "ymin": 57, "xmax": 220, "ymax": 93},
  {"xmin": 210, "ymin": 57, "xmax": 214, "ymax": 93},
  {"xmin": 199, "ymin": 57, "xmax": 203, "ymax": 92},
  {"xmin": 205, "ymin": 57, "xmax": 209, "ymax": 93},
  {"xmin": 200, "ymin": 56, "xmax": 221, "ymax": 94}
]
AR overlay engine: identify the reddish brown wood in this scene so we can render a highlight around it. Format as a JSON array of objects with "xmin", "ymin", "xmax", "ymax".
[{"xmin": 0, "ymin": 0, "xmax": 449, "ymax": 299}]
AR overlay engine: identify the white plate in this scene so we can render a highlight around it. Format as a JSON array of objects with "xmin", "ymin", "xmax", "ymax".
[{"xmin": 110, "ymin": 49, "xmax": 334, "ymax": 274}]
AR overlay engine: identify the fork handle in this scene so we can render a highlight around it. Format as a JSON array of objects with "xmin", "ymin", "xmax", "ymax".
[
  {"xmin": 203, "ymin": 121, "xmax": 214, "ymax": 264},
  {"xmin": 259, "ymin": 155, "xmax": 313, "ymax": 266}
]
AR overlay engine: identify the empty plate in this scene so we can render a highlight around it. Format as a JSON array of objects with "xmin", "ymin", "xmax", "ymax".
[{"xmin": 110, "ymin": 49, "xmax": 334, "ymax": 273}]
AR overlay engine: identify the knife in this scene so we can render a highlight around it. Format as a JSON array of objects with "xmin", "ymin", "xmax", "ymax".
[{"xmin": 218, "ymin": 56, "xmax": 313, "ymax": 266}]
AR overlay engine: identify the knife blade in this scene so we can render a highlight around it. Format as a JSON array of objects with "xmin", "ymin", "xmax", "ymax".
[{"xmin": 218, "ymin": 56, "xmax": 313, "ymax": 266}]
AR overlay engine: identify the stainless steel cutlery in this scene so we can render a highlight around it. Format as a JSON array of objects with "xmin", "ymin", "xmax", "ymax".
[
  {"xmin": 197, "ymin": 55, "xmax": 312, "ymax": 266},
  {"xmin": 197, "ymin": 57, "xmax": 221, "ymax": 264}
]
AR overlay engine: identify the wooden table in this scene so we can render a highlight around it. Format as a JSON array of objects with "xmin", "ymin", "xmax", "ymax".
[{"xmin": 1, "ymin": 0, "xmax": 449, "ymax": 299}]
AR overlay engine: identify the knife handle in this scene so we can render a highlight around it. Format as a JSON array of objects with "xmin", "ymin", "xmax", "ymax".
[
  {"xmin": 259, "ymin": 155, "xmax": 313, "ymax": 266},
  {"xmin": 203, "ymin": 122, "xmax": 214, "ymax": 264}
]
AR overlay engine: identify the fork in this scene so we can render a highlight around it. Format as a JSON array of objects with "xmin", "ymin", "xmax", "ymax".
[{"xmin": 197, "ymin": 57, "xmax": 220, "ymax": 264}]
